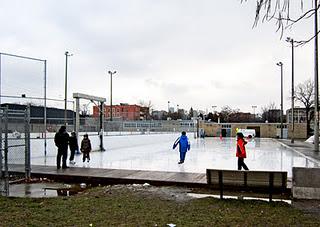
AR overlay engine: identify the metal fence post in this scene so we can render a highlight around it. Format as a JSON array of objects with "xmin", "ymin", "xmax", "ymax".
[
  {"xmin": 25, "ymin": 105, "xmax": 31, "ymax": 179},
  {"xmin": 0, "ymin": 108, "xmax": 3, "ymax": 178},
  {"xmin": 4, "ymin": 107, "xmax": 9, "ymax": 196}
]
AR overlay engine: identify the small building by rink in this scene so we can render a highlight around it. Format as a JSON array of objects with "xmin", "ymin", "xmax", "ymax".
[{"xmin": 200, "ymin": 121, "xmax": 307, "ymax": 139}]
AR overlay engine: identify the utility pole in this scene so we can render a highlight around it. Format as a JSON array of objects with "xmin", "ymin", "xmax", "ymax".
[
  {"xmin": 277, "ymin": 62, "xmax": 284, "ymax": 139},
  {"xmin": 286, "ymin": 38, "xmax": 295, "ymax": 143},
  {"xmin": 108, "ymin": 70, "xmax": 116, "ymax": 121},
  {"xmin": 252, "ymin": 105, "xmax": 257, "ymax": 122},
  {"xmin": 64, "ymin": 51, "xmax": 72, "ymax": 125},
  {"xmin": 314, "ymin": 0, "xmax": 319, "ymax": 151}
]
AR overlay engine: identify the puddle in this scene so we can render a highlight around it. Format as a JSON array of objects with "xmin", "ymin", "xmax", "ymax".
[
  {"xmin": 187, "ymin": 193, "xmax": 292, "ymax": 204},
  {"xmin": 8, "ymin": 182, "xmax": 89, "ymax": 198}
]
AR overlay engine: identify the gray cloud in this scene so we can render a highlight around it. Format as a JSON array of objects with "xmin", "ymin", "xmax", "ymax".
[{"xmin": 0, "ymin": 0, "xmax": 314, "ymax": 112}]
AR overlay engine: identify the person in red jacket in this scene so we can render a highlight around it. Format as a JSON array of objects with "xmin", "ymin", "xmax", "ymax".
[{"xmin": 236, "ymin": 132, "xmax": 249, "ymax": 170}]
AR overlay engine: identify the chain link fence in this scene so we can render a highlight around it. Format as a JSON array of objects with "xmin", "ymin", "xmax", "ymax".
[{"xmin": 0, "ymin": 107, "xmax": 30, "ymax": 196}]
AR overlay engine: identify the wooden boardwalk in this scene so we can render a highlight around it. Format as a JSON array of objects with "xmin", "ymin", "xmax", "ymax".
[{"xmin": 9, "ymin": 165, "xmax": 207, "ymax": 187}]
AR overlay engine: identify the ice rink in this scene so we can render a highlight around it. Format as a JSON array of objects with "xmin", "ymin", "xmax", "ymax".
[{"xmin": 26, "ymin": 132, "xmax": 320, "ymax": 177}]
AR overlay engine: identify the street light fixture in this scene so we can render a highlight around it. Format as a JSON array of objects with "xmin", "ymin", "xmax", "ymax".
[
  {"xmin": 64, "ymin": 51, "xmax": 73, "ymax": 125},
  {"xmin": 276, "ymin": 62, "xmax": 284, "ymax": 139},
  {"xmin": 108, "ymin": 70, "xmax": 116, "ymax": 121},
  {"xmin": 286, "ymin": 37, "xmax": 295, "ymax": 143},
  {"xmin": 252, "ymin": 106, "xmax": 257, "ymax": 121}
]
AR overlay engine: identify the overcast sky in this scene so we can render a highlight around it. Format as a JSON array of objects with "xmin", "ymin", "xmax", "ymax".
[{"xmin": 0, "ymin": 0, "xmax": 316, "ymax": 114}]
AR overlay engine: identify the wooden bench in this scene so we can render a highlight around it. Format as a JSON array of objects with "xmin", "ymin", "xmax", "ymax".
[{"xmin": 206, "ymin": 169, "xmax": 288, "ymax": 202}]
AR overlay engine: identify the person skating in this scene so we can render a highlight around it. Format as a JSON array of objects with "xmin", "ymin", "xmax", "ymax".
[
  {"xmin": 54, "ymin": 126, "xmax": 70, "ymax": 169},
  {"xmin": 173, "ymin": 131, "xmax": 190, "ymax": 164},
  {"xmin": 236, "ymin": 132, "xmax": 249, "ymax": 170},
  {"xmin": 80, "ymin": 134, "xmax": 92, "ymax": 163},
  {"xmin": 69, "ymin": 132, "xmax": 79, "ymax": 165}
]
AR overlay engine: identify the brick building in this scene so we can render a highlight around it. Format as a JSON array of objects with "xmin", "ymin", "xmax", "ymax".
[{"xmin": 93, "ymin": 103, "xmax": 150, "ymax": 121}]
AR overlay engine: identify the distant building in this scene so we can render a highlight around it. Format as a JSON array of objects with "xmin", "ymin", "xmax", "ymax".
[
  {"xmin": 152, "ymin": 110, "xmax": 167, "ymax": 120},
  {"xmin": 228, "ymin": 112, "xmax": 252, "ymax": 123},
  {"xmin": 93, "ymin": 103, "xmax": 149, "ymax": 121},
  {"xmin": 286, "ymin": 107, "xmax": 310, "ymax": 123},
  {"xmin": 263, "ymin": 109, "xmax": 283, "ymax": 123},
  {"xmin": 0, "ymin": 103, "xmax": 74, "ymax": 125}
]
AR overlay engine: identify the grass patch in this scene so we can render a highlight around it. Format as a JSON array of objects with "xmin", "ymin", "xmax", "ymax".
[{"xmin": 0, "ymin": 185, "xmax": 319, "ymax": 226}]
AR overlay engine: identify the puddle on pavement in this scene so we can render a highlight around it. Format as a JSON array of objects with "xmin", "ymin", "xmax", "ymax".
[
  {"xmin": 8, "ymin": 182, "xmax": 89, "ymax": 198},
  {"xmin": 187, "ymin": 193, "xmax": 292, "ymax": 204}
]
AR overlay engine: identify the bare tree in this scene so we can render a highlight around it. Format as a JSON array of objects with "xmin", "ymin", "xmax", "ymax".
[
  {"xmin": 261, "ymin": 102, "xmax": 278, "ymax": 122},
  {"xmin": 138, "ymin": 100, "xmax": 153, "ymax": 109},
  {"xmin": 219, "ymin": 106, "xmax": 240, "ymax": 123},
  {"xmin": 240, "ymin": 0, "xmax": 319, "ymax": 44},
  {"xmin": 80, "ymin": 104, "xmax": 89, "ymax": 116},
  {"xmin": 295, "ymin": 79, "xmax": 314, "ymax": 135}
]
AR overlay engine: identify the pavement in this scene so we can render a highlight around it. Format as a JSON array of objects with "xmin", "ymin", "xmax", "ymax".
[{"xmin": 277, "ymin": 139, "xmax": 320, "ymax": 164}]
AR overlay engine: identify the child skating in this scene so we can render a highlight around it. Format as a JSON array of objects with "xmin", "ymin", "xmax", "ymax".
[
  {"xmin": 81, "ymin": 134, "xmax": 92, "ymax": 163},
  {"xmin": 173, "ymin": 131, "xmax": 190, "ymax": 164},
  {"xmin": 236, "ymin": 132, "xmax": 249, "ymax": 170}
]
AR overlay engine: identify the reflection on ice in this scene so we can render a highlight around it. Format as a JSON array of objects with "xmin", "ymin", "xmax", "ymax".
[{"xmin": 29, "ymin": 133, "xmax": 320, "ymax": 177}]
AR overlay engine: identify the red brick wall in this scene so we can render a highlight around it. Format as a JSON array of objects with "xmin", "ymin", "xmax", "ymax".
[{"xmin": 93, "ymin": 105, "xmax": 141, "ymax": 120}]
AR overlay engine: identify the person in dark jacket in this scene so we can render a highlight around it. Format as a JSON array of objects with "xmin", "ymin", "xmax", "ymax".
[
  {"xmin": 69, "ymin": 132, "xmax": 79, "ymax": 165},
  {"xmin": 80, "ymin": 134, "xmax": 92, "ymax": 163},
  {"xmin": 236, "ymin": 132, "xmax": 249, "ymax": 170},
  {"xmin": 173, "ymin": 131, "xmax": 190, "ymax": 164},
  {"xmin": 54, "ymin": 126, "xmax": 70, "ymax": 169}
]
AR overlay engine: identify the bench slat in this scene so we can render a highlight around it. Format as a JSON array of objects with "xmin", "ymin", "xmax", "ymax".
[{"xmin": 206, "ymin": 169, "xmax": 287, "ymax": 189}]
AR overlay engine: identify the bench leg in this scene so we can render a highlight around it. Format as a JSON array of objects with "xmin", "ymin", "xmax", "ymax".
[
  {"xmin": 269, "ymin": 173, "xmax": 274, "ymax": 202},
  {"xmin": 219, "ymin": 171, "xmax": 223, "ymax": 199}
]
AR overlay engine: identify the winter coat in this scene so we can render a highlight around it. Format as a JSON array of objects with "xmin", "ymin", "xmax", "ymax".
[
  {"xmin": 81, "ymin": 138, "xmax": 92, "ymax": 153},
  {"xmin": 236, "ymin": 138, "xmax": 247, "ymax": 158},
  {"xmin": 173, "ymin": 135, "xmax": 190, "ymax": 153},
  {"xmin": 54, "ymin": 129, "xmax": 69, "ymax": 151},
  {"xmin": 69, "ymin": 136, "xmax": 79, "ymax": 151}
]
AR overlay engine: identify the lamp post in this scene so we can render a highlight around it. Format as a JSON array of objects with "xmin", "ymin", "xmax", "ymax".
[
  {"xmin": 286, "ymin": 37, "xmax": 295, "ymax": 143},
  {"xmin": 276, "ymin": 62, "xmax": 284, "ymax": 139},
  {"xmin": 64, "ymin": 51, "xmax": 72, "ymax": 125},
  {"xmin": 314, "ymin": 0, "xmax": 319, "ymax": 151},
  {"xmin": 212, "ymin": 105, "xmax": 217, "ymax": 123},
  {"xmin": 108, "ymin": 70, "xmax": 116, "ymax": 121},
  {"xmin": 252, "ymin": 105, "xmax": 257, "ymax": 121}
]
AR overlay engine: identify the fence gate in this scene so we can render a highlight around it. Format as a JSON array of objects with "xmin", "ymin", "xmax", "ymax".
[{"xmin": 0, "ymin": 107, "xmax": 30, "ymax": 196}]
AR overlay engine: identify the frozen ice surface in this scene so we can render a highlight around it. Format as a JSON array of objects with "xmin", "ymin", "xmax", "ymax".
[{"xmin": 29, "ymin": 133, "xmax": 320, "ymax": 177}]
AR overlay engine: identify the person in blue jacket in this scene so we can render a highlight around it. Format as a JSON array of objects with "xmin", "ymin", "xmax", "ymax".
[{"xmin": 173, "ymin": 131, "xmax": 190, "ymax": 164}]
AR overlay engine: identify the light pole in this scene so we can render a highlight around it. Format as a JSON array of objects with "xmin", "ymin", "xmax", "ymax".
[
  {"xmin": 64, "ymin": 51, "xmax": 72, "ymax": 125},
  {"xmin": 252, "ymin": 105, "xmax": 257, "ymax": 121},
  {"xmin": 286, "ymin": 37, "xmax": 295, "ymax": 143},
  {"xmin": 277, "ymin": 62, "xmax": 284, "ymax": 139},
  {"xmin": 108, "ymin": 70, "xmax": 116, "ymax": 121},
  {"xmin": 168, "ymin": 101, "xmax": 170, "ymax": 113},
  {"xmin": 314, "ymin": 0, "xmax": 319, "ymax": 151},
  {"xmin": 212, "ymin": 106, "xmax": 217, "ymax": 123}
]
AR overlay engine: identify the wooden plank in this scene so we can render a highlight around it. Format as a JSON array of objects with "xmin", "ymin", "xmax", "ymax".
[
  {"xmin": 207, "ymin": 170, "xmax": 244, "ymax": 186},
  {"xmin": 247, "ymin": 172, "xmax": 284, "ymax": 188},
  {"xmin": 8, "ymin": 165, "xmax": 207, "ymax": 186},
  {"xmin": 206, "ymin": 169, "xmax": 287, "ymax": 189}
]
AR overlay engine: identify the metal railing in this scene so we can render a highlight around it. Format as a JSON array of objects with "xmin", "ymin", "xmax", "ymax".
[{"xmin": 0, "ymin": 106, "xmax": 30, "ymax": 196}]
